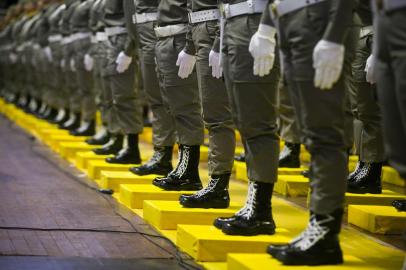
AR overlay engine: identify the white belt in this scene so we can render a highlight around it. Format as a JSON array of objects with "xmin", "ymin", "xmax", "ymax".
[
  {"xmin": 271, "ymin": 0, "xmax": 328, "ymax": 18},
  {"xmin": 70, "ymin": 32, "xmax": 92, "ymax": 42},
  {"xmin": 133, "ymin": 12, "xmax": 158, "ymax": 24},
  {"xmin": 360, "ymin": 25, "xmax": 373, "ymax": 38},
  {"xmin": 189, "ymin": 9, "xmax": 220, "ymax": 24},
  {"xmin": 90, "ymin": 35, "xmax": 97, "ymax": 43},
  {"xmin": 96, "ymin": 32, "xmax": 108, "ymax": 42},
  {"xmin": 154, "ymin": 24, "xmax": 188, "ymax": 38},
  {"xmin": 61, "ymin": 36, "xmax": 72, "ymax": 45},
  {"xmin": 222, "ymin": 0, "xmax": 268, "ymax": 19},
  {"xmin": 48, "ymin": 34, "xmax": 63, "ymax": 43},
  {"xmin": 105, "ymin": 26, "xmax": 127, "ymax": 36}
]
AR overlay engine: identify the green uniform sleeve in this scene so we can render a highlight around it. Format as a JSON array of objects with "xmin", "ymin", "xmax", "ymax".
[
  {"xmin": 322, "ymin": 0, "xmax": 355, "ymax": 44},
  {"xmin": 184, "ymin": 24, "xmax": 196, "ymax": 55},
  {"xmin": 260, "ymin": 1, "xmax": 275, "ymax": 27}
]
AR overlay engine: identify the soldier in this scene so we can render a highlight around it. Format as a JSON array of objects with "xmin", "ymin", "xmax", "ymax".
[
  {"xmin": 151, "ymin": 0, "xmax": 205, "ymax": 191},
  {"xmin": 129, "ymin": 0, "xmax": 176, "ymax": 177},
  {"xmin": 68, "ymin": 0, "xmax": 97, "ymax": 136},
  {"xmin": 176, "ymin": 0, "xmax": 236, "ymax": 208},
  {"xmin": 212, "ymin": 0, "xmax": 281, "ymax": 236},
  {"xmin": 92, "ymin": 0, "xmax": 143, "ymax": 165},
  {"xmin": 370, "ymin": 0, "xmax": 406, "ymax": 210},
  {"xmin": 347, "ymin": 1, "xmax": 385, "ymax": 194},
  {"xmin": 256, "ymin": 0, "xmax": 359, "ymax": 265}
]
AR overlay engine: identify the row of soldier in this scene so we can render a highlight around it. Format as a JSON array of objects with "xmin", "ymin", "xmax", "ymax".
[{"xmin": 1, "ymin": 0, "xmax": 405, "ymax": 266}]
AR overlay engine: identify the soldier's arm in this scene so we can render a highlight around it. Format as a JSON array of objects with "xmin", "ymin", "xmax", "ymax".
[
  {"xmin": 322, "ymin": 0, "xmax": 354, "ymax": 44},
  {"xmin": 260, "ymin": 0, "xmax": 276, "ymax": 27}
]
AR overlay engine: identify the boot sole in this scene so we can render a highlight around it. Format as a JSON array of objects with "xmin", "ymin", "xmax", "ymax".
[
  {"xmin": 179, "ymin": 201, "xmax": 230, "ymax": 209},
  {"xmin": 152, "ymin": 181, "xmax": 203, "ymax": 191},
  {"xmin": 129, "ymin": 167, "xmax": 172, "ymax": 176},
  {"xmin": 222, "ymin": 226, "xmax": 275, "ymax": 236},
  {"xmin": 272, "ymin": 249, "xmax": 343, "ymax": 266},
  {"xmin": 346, "ymin": 187, "xmax": 382, "ymax": 194}
]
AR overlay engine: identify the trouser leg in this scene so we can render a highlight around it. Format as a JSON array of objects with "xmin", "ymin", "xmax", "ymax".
[{"xmin": 279, "ymin": 82, "xmax": 301, "ymax": 144}]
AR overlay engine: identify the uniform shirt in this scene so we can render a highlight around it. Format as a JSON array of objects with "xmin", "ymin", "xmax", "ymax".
[
  {"xmin": 61, "ymin": 0, "xmax": 81, "ymax": 36},
  {"xmin": 357, "ymin": 0, "xmax": 372, "ymax": 26},
  {"xmin": 135, "ymin": 0, "xmax": 159, "ymax": 13},
  {"xmin": 48, "ymin": 3, "xmax": 66, "ymax": 35},
  {"xmin": 260, "ymin": 0, "xmax": 356, "ymax": 44},
  {"xmin": 89, "ymin": 0, "xmax": 106, "ymax": 33},
  {"xmin": 157, "ymin": 0, "xmax": 189, "ymax": 27},
  {"xmin": 70, "ymin": 0, "xmax": 93, "ymax": 33},
  {"xmin": 103, "ymin": 0, "xmax": 125, "ymax": 26},
  {"xmin": 35, "ymin": 3, "xmax": 61, "ymax": 47}
]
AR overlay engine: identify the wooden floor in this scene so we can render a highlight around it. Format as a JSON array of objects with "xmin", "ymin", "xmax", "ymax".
[{"xmin": 0, "ymin": 115, "xmax": 199, "ymax": 269}]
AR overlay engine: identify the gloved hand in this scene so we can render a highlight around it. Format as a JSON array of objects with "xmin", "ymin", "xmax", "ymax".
[
  {"xmin": 176, "ymin": 50, "xmax": 196, "ymax": 79},
  {"xmin": 9, "ymin": 53, "xmax": 17, "ymax": 64},
  {"xmin": 60, "ymin": 59, "xmax": 65, "ymax": 69},
  {"xmin": 43, "ymin": 46, "xmax": 52, "ymax": 62},
  {"xmin": 313, "ymin": 40, "xmax": 345, "ymax": 90},
  {"xmin": 115, "ymin": 51, "xmax": 132, "ymax": 73},
  {"xmin": 209, "ymin": 50, "xmax": 222, "ymax": 79},
  {"xmin": 70, "ymin": 58, "xmax": 76, "ymax": 72},
  {"xmin": 365, "ymin": 54, "xmax": 376, "ymax": 84},
  {"xmin": 84, "ymin": 54, "xmax": 94, "ymax": 71},
  {"xmin": 249, "ymin": 24, "xmax": 277, "ymax": 77}
]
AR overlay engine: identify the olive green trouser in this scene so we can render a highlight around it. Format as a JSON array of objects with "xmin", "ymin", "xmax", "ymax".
[
  {"xmin": 279, "ymin": 82, "xmax": 301, "ymax": 144},
  {"xmin": 276, "ymin": 3, "xmax": 358, "ymax": 214},
  {"xmin": 192, "ymin": 21, "xmax": 236, "ymax": 175},
  {"xmin": 73, "ymin": 38, "xmax": 96, "ymax": 121},
  {"xmin": 375, "ymin": 8, "xmax": 406, "ymax": 179},
  {"xmin": 102, "ymin": 34, "xmax": 143, "ymax": 135},
  {"xmin": 350, "ymin": 34, "xmax": 385, "ymax": 163},
  {"xmin": 155, "ymin": 34, "xmax": 204, "ymax": 146},
  {"xmin": 62, "ymin": 42, "xmax": 81, "ymax": 113},
  {"xmin": 49, "ymin": 41, "xmax": 69, "ymax": 109},
  {"xmin": 92, "ymin": 42, "xmax": 109, "ymax": 125},
  {"xmin": 224, "ymin": 14, "xmax": 280, "ymax": 184}
]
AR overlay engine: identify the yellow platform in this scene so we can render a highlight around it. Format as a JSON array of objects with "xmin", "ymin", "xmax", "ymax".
[
  {"xmin": 348, "ymin": 205, "xmax": 406, "ymax": 234},
  {"xmin": 225, "ymin": 254, "xmax": 382, "ymax": 270},
  {"xmin": 235, "ymin": 161, "xmax": 306, "ymax": 182},
  {"xmin": 139, "ymin": 127, "xmax": 153, "ymax": 144},
  {"xmin": 382, "ymin": 166, "xmax": 405, "ymax": 187},
  {"xmin": 143, "ymin": 200, "xmax": 242, "ymax": 230},
  {"xmin": 274, "ymin": 175, "xmax": 309, "ymax": 197},
  {"xmin": 345, "ymin": 190, "xmax": 406, "ymax": 206},
  {"xmin": 118, "ymin": 184, "xmax": 194, "ymax": 209},
  {"xmin": 75, "ymin": 151, "xmax": 111, "ymax": 171},
  {"xmin": 176, "ymin": 224, "xmax": 291, "ymax": 262},
  {"xmin": 58, "ymin": 141, "xmax": 96, "ymax": 162},
  {"xmin": 99, "ymin": 171, "xmax": 158, "ymax": 191},
  {"xmin": 38, "ymin": 128, "xmax": 68, "ymax": 142},
  {"xmin": 49, "ymin": 134, "xmax": 87, "ymax": 151},
  {"xmin": 87, "ymin": 159, "xmax": 136, "ymax": 180}
]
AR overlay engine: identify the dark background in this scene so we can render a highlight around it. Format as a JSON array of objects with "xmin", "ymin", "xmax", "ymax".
[{"xmin": 0, "ymin": 0, "xmax": 18, "ymax": 18}]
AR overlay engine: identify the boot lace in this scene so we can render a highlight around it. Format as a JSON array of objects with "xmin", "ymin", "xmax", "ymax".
[
  {"xmin": 236, "ymin": 181, "xmax": 257, "ymax": 219},
  {"xmin": 195, "ymin": 177, "xmax": 219, "ymax": 197},
  {"xmin": 292, "ymin": 214, "xmax": 333, "ymax": 251},
  {"xmin": 355, "ymin": 163, "xmax": 371, "ymax": 180},
  {"xmin": 146, "ymin": 150, "xmax": 163, "ymax": 166},
  {"xmin": 176, "ymin": 146, "xmax": 190, "ymax": 177}
]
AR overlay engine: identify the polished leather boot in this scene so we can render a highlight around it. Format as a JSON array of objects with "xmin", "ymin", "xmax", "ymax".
[
  {"xmin": 93, "ymin": 134, "xmax": 123, "ymax": 155},
  {"xmin": 152, "ymin": 145, "xmax": 202, "ymax": 191},
  {"xmin": 217, "ymin": 181, "xmax": 276, "ymax": 236},
  {"xmin": 392, "ymin": 199, "xmax": 406, "ymax": 212},
  {"xmin": 279, "ymin": 142, "xmax": 300, "ymax": 168},
  {"xmin": 50, "ymin": 109, "xmax": 69, "ymax": 124},
  {"xmin": 347, "ymin": 162, "xmax": 382, "ymax": 194},
  {"xmin": 268, "ymin": 209, "xmax": 344, "ymax": 266},
  {"xmin": 347, "ymin": 160, "xmax": 365, "ymax": 183},
  {"xmin": 234, "ymin": 153, "xmax": 246, "ymax": 162},
  {"xmin": 86, "ymin": 127, "xmax": 110, "ymax": 145},
  {"xmin": 70, "ymin": 120, "xmax": 96, "ymax": 136},
  {"xmin": 60, "ymin": 112, "xmax": 81, "ymax": 131},
  {"xmin": 130, "ymin": 146, "xmax": 173, "ymax": 176},
  {"xmin": 44, "ymin": 107, "xmax": 58, "ymax": 122},
  {"xmin": 105, "ymin": 134, "xmax": 141, "ymax": 164},
  {"xmin": 179, "ymin": 173, "xmax": 231, "ymax": 208}
]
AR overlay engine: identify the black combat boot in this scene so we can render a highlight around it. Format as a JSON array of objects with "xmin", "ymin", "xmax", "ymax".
[
  {"xmin": 279, "ymin": 142, "xmax": 300, "ymax": 168},
  {"xmin": 347, "ymin": 160, "xmax": 365, "ymax": 183},
  {"xmin": 179, "ymin": 173, "xmax": 231, "ymax": 208},
  {"xmin": 93, "ymin": 134, "xmax": 123, "ymax": 155},
  {"xmin": 268, "ymin": 209, "xmax": 344, "ymax": 266},
  {"xmin": 86, "ymin": 126, "xmax": 110, "ymax": 145},
  {"xmin": 152, "ymin": 145, "xmax": 202, "ymax": 191},
  {"xmin": 44, "ymin": 107, "xmax": 59, "ymax": 122},
  {"xmin": 51, "ymin": 108, "xmax": 69, "ymax": 124},
  {"xmin": 60, "ymin": 112, "xmax": 81, "ymax": 131},
  {"xmin": 70, "ymin": 120, "xmax": 96, "ymax": 136},
  {"xmin": 106, "ymin": 134, "xmax": 141, "ymax": 164},
  {"xmin": 218, "ymin": 181, "xmax": 276, "ymax": 236},
  {"xmin": 347, "ymin": 162, "xmax": 382, "ymax": 194},
  {"xmin": 39, "ymin": 106, "xmax": 51, "ymax": 119},
  {"xmin": 234, "ymin": 153, "xmax": 246, "ymax": 162},
  {"xmin": 129, "ymin": 146, "xmax": 173, "ymax": 176},
  {"xmin": 392, "ymin": 200, "xmax": 406, "ymax": 212}
]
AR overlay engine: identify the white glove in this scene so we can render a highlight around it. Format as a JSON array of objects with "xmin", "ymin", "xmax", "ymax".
[
  {"xmin": 115, "ymin": 51, "xmax": 132, "ymax": 73},
  {"xmin": 84, "ymin": 54, "xmax": 94, "ymax": 71},
  {"xmin": 9, "ymin": 53, "xmax": 17, "ymax": 64},
  {"xmin": 70, "ymin": 58, "xmax": 76, "ymax": 72},
  {"xmin": 365, "ymin": 54, "xmax": 376, "ymax": 84},
  {"xmin": 43, "ymin": 46, "xmax": 52, "ymax": 62},
  {"xmin": 249, "ymin": 24, "xmax": 277, "ymax": 77},
  {"xmin": 209, "ymin": 50, "xmax": 222, "ymax": 79},
  {"xmin": 313, "ymin": 40, "xmax": 345, "ymax": 90},
  {"xmin": 176, "ymin": 50, "xmax": 196, "ymax": 79},
  {"xmin": 60, "ymin": 59, "xmax": 65, "ymax": 69}
]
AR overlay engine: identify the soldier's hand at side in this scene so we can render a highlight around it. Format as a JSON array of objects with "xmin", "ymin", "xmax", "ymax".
[
  {"xmin": 365, "ymin": 54, "xmax": 376, "ymax": 84},
  {"xmin": 176, "ymin": 50, "xmax": 196, "ymax": 79},
  {"xmin": 70, "ymin": 58, "xmax": 76, "ymax": 72},
  {"xmin": 249, "ymin": 24, "xmax": 276, "ymax": 77},
  {"xmin": 84, "ymin": 54, "xmax": 94, "ymax": 71},
  {"xmin": 209, "ymin": 50, "xmax": 222, "ymax": 79},
  {"xmin": 115, "ymin": 51, "xmax": 132, "ymax": 73},
  {"xmin": 43, "ymin": 46, "xmax": 52, "ymax": 62},
  {"xmin": 9, "ymin": 53, "xmax": 17, "ymax": 64},
  {"xmin": 313, "ymin": 40, "xmax": 344, "ymax": 90}
]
